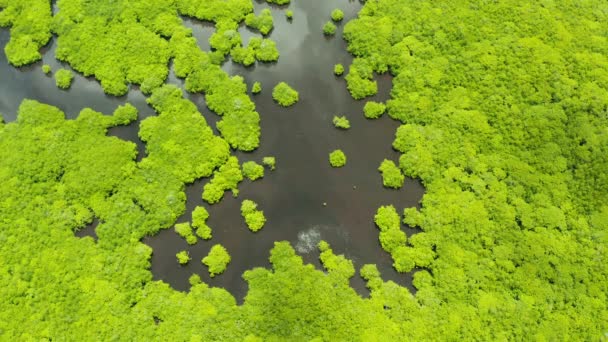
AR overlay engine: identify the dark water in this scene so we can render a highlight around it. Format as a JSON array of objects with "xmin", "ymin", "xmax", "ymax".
[{"xmin": 0, "ymin": 0, "xmax": 424, "ymax": 301}]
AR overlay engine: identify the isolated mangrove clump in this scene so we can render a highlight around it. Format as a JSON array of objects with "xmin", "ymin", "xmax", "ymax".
[
  {"xmin": 272, "ymin": 82, "xmax": 299, "ymax": 107},
  {"xmin": 329, "ymin": 149, "xmax": 346, "ymax": 167},
  {"xmin": 245, "ymin": 9, "xmax": 274, "ymax": 35},
  {"xmin": 175, "ymin": 222, "xmax": 197, "ymax": 245},
  {"xmin": 42, "ymin": 64, "xmax": 51, "ymax": 74},
  {"xmin": 332, "ymin": 115, "xmax": 350, "ymax": 129},
  {"xmin": 263, "ymin": 156, "xmax": 276, "ymax": 170},
  {"xmin": 176, "ymin": 250, "xmax": 191, "ymax": 265},
  {"xmin": 334, "ymin": 63, "xmax": 344, "ymax": 76},
  {"xmin": 323, "ymin": 21, "xmax": 337, "ymax": 36},
  {"xmin": 241, "ymin": 199, "xmax": 267, "ymax": 232},
  {"xmin": 242, "ymin": 161, "xmax": 265, "ymax": 181},
  {"xmin": 55, "ymin": 68, "xmax": 74, "ymax": 89},
  {"xmin": 251, "ymin": 81, "xmax": 262, "ymax": 94},
  {"xmin": 331, "ymin": 9, "xmax": 344, "ymax": 22},
  {"xmin": 202, "ymin": 244, "xmax": 231, "ymax": 277},
  {"xmin": 192, "ymin": 206, "xmax": 212, "ymax": 240}
]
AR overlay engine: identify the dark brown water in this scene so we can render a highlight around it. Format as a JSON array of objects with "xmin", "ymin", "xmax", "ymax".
[{"xmin": 0, "ymin": 0, "xmax": 424, "ymax": 302}]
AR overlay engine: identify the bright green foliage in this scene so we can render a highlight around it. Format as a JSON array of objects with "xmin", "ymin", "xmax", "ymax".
[
  {"xmin": 285, "ymin": 10, "xmax": 293, "ymax": 20},
  {"xmin": 344, "ymin": 58, "xmax": 377, "ymax": 99},
  {"xmin": 345, "ymin": 0, "xmax": 608, "ymax": 339},
  {"xmin": 329, "ymin": 149, "xmax": 346, "ymax": 168},
  {"xmin": 272, "ymin": 82, "xmax": 299, "ymax": 107},
  {"xmin": 334, "ymin": 63, "xmax": 344, "ymax": 76},
  {"xmin": 55, "ymin": 68, "xmax": 74, "ymax": 89},
  {"xmin": 192, "ymin": 206, "xmax": 212, "ymax": 240},
  {"xmin": 265, "ymin": 0, "xmax": 290, "ymax": 4},
  {"xmin": 378, "ymin": 159, "xmax": 404, "ymax": 189},
  {"xmin": 242, "ymin": 161, "xmax": 265, "ymax": 181},
  {"xmin": 202, "ymin": 156, "xmax": 243, "ymax": 204},
  {"xmin": 363, "ymin": 101, "xmax": 386, "ymax": 119},
  {"xmin": 241, "ymin": 199, "xmax": 266, "ymax": 232},
  {"xmin": 332, "ymin": 115, "xmax": 350, "ymax": 129},
  {"xmin": 323, "ymin": 21, "xmax": 336, "ymax": 36},
  {"xmin": 374, "ymin": 205, "xmax": 400, "ymax": 231},
  {"xmin": 251, "ymin": 81, "xmax": 262, "ymax": 94},
  {"xmin": 330, "ymin": 9, "xmax": 344, "ymax": 22},
  {"xmin": 188, "ymin": 273, "xmax": 202, "ymax": 286},
  {"xmin": 176, "ymin": 250, "xmax": 191, "ymax": 265},
  {"xmin": 318, "ymin": 241, "xmax": 355, "ymax": 281},
  {"xmin": 262, "ymin": 156, "xmax": 276, "ymax": 170},
  {"xmin": 143, "ymin": 85, "xmax": 231, "ymax": 183},
  {"xmin": 245, "ymin": 9, "xmax": 274, "ymax": 36},
  {"xmin": 0, "ymin": 0, "xmax": 52, "ymax": 66},
  {"xmin": 251, "ymin": 38, "xmax": 280, "ymax": 62},
  {"xmin": 175, "ymin": 222, "xmax": 197, "ymax": 245},
  {"xmin": 202, "ymin": 244, "xmax": 231, "ymax": 277},
  {"xmin": 42, "ymin": 64, "xmax": 51, "ymax": 74}
]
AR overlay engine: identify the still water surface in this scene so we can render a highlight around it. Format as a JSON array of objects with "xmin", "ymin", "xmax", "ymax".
[{"xmin": 0, "ymin": 0, "xmax": 424, "ymax": 301}]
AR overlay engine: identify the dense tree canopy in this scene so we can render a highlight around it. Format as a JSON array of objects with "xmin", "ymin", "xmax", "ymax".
[
  {"xmin": 272, "ymin": 82, "xmax": 299, "ymax": 107},
  {"xmin": 329, "ymin": 149, "xmax": 346, "ymax": 168},
  {"xmin": 0, "ymin": 0, "xmax": 606, "ymax": 340}
]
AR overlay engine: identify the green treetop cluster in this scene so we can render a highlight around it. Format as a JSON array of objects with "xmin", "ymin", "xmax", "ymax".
[
  {"xmin": 272, "ymin": 82, "xmax": 299, "ymax": 107},
  {"xmin": 323, "ymin": 21, "xmax": 336, "ymax": 36},
  {"xmin": 332, "ymin": 115, "xmax": 350, "ymax": 129},
  {"xmin": 242, "ymin": 161, "xmax": 265, "ymax": 181},
  {"xmin": 241, "ymin": 199, "xmax": 266, "ymax": 232},
  {"xmin": 192, "ymin": 206, "xmax": 212, "ymax": 240},
  {"xmin": 262, "ymin": 156, "xmax": 276, "ymax": 170},
  {"xmin": 176, "ymin": 250, "xmax": 191, "ymax": 265},
  {"xmin": 378, "ymin": 159, "xmax": 404, "ymax": 189},
  {"xmin": 363, "ymin": 101, "xmax": 386, "ymax": 119},
  {"xmin": 251, "ymin": 81, "xmax": 262, "ymax": 94},
  {"xmin": 202, "ymin": 244, "xmax": 231, "ymax": 277},
  {"xmin": 285, "ymin": 10, "xmax": 293, "ymax": 20},
  {"xmin": 202, "ymin": 156, "xmax": 243, "ymax": 204},
  {"xmin": 265, "ymin": 0, "xmax": 289, "ymax": 4},
  {"xmin": 55, "ymin": 68, "xmax": 74, "ymax": 89},
  {"xmin": 0, "ymin": 0, "xmax": 52, "ymax": 66},
  {"xmin": 245, "ymin": 9, "xmax": 274, "ymax": 35},
  {"xmin": 175, "ymin": 222, "xmax": 197, "ymax": 245},
  {"xmin": 331, "ymin": 9, "xmax": 344, "ymax": 22},
  {"xmin": 329, "ymin": 149, "xmax": 346, "ymax": 168},
  {"xmin": 334, "ymin": 63, "xmax": 344, "ymax": 76},
  {"xmin": 42, "ymin": 64, "xmax": 51, "ymax": 74}
]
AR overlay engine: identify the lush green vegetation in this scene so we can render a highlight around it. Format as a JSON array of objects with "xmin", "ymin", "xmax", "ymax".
[
  {"xmin": 342, "ymin": 0, "xmax": 608, "ymax": 339},
  {"xmin": 251, "ymin": 81, "xmax": 262, "ymax": 94},
  {"xmin": 241, "ymin": 199, "xmax": 266, "ymax": 232},
  {"xmin": 1, "ymin": 0, "xmax": 606, "ymax": 340},
  {"xmin": 202, "ymin": 156, "xmax": 243, "ymax": 204},
  {"xmin": 329, "ymin": 149, "xmax": 346, "ymax": 168},
  {"xmin": 175, "ymin": 222, "xmax": 197, "ymax": 245},
  {"xmin": 0, "ymin": 0, "xmax": 51, "ymax": 66},
  {"xmin": 54, "ymin": 68, "xmax": 74, "ymax": 89},
  {"xmin": 242, "ymin": 161, "xmax": 265, "ymax": 181},
  {"xmin": 42, "ymin": 64, "xmax": 51, "ymax": 75},
  {"xmin": 285, "ymin": 10, "xmax": 293, "ymax": 20},
  {"xmin": 333, "ymin": 63, "xmax": 344, "ymax": 76},
  {"xmin": 245, "ymin": 9, "xmax": 273, "ymax": 36},
  {"xmin": 332, "ymin": 115, "xmax": 350, "ymax": 129},
  {"xmin": 176, "ymin": 250, "xmax": 191, "ymax": 265},
  {"xmin": 262, "ymin": 156, "xmax": 276, "ymax": 170},
  {"xmin": 378, "ymin": 159, "xmax": 404, "ymax": 189},
  {"xmin": 192, "ymin": 206, "xmax": 212, "ymax": 240},
  {"xmin": 363, "ymin": 101, "xmax": 386, "ymax": 119},
  {"xmin": 202, "ymin": 244, "xmax": 231, "ymax": 277},
  {"xmin": 330, "ymin": 9, "xmax": 344, "ymax": 22},
  {"xmin": 322, "ymin": 21, "xmax": 336, "ymax": 36},
  {"xmin": 272, "ymin": 82, "xmax": 299, "ymax": 107}
]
